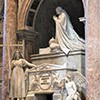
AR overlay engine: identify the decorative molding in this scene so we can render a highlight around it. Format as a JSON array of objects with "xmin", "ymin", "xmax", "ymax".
[
  {"xmin": 18, "ymin": 0, "xmax": 31, "ymax": 29},
  {"xmin": 31, "ymin": 50, "xmax": 85, "ymax": 60},
  {"xmin": 27, "ymin": 63, "xmax": 77, "ymax": 92}
]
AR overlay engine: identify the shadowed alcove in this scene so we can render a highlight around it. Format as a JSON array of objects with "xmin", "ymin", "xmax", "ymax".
[{"xmin": 26, "ymin": 0, "xmax": 84, "ymax": 48}]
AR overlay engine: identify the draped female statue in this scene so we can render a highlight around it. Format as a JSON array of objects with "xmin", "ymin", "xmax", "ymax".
[{"xmin": 9, "ymin": 50, "xmax": 36, "ymax": 100}]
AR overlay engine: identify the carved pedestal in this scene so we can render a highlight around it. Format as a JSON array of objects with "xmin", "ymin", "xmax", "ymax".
[
  {"xmin": 25, "ymin": 62, "xmax": 85, "ymax": 100},
  {"xmin": 31, "ymin": 50, "xmax": 85, "ymax": 75},
  {"xmin": 27, "ymin": 50, "xmax": 86, "ymax": 100}
]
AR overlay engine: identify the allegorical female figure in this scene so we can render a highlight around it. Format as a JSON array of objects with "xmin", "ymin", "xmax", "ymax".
[
  {"xmin": 9, "ymin": 50, "xmax": 36, "ymax": 100},
  {"xmin": 53, "ymin": 6, "xmax": 85, "ymax": 54}
]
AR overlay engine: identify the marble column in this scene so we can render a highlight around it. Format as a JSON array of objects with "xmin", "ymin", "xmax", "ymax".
[
  {"xmin": 86, "ymin": 0, "xmax": 100, "ymax": 100},
  {"xmin": 2, "ymin": 0, "xmax": 18, "ymax": 100}
]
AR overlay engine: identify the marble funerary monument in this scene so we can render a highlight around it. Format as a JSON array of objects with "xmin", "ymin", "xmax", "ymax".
[
  {"xmin": 1, "ymin": 0, "xmax": 100, "ymax": 100},
  {"xmin": 5, "ymin": 0, "xmax": 100, "ymax": 100},
  {"xmin": 12, "ymin": 5, "xmax": 86, "ymax": 100}
]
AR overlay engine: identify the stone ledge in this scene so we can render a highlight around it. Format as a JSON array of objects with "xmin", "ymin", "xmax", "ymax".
[
  {"xmin": 30, "ymin": 50, "xmax": 85, "ymax": 75},
  {"xmin": 30, "ymin": 50, "xmax": 85, "ymax": 60}
]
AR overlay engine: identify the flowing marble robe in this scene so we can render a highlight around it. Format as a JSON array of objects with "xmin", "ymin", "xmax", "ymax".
[
  {"xmin": 9, "ymin": 59, "xmax": 36, "ymax": 98},
  {"xmin": 53, "ymin": 10, "xmax": 85, "ymax": 54}
]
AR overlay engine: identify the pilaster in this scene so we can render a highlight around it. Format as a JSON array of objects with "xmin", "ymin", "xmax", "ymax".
[
  {"xmin": 86, "ymin": 0, "xmax": 100, "ymax": 99},
  {"xmin": 2, "ymin": 0, "xmax": 17, "ymax": 99}
]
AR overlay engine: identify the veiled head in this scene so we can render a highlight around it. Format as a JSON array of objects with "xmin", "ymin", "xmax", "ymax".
[
  {"xmin": 12, "ymin": 50, "xmax": 23, "ymax": 60},
  {"xmin": 56, "ymin": 6, "xmax": 63, "ymax": 15}
]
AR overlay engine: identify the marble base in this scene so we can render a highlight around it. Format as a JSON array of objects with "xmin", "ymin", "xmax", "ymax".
[
  {"xmin": 26, "ymin": 94, "xmax": 35, "ymax": 100},
  {"xmin": 31, "ymin": 50, "xmax": 85, "ymax": 75}
]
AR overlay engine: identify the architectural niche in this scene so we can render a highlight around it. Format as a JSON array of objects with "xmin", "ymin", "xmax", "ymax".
[
  {"xmin": 3, "ymin": 0, "xmax": 86, "ymax": 100},
  {"xmin": 15, "ymin": 1, "xmax": 86, "ymax": 99},
  {"xmin": 18, "ymin": 0, "xmax": 85, "ymax": 48},
  {"xmin": 1, "ymin": 0, "xmax": 100, "ymax": 100}
]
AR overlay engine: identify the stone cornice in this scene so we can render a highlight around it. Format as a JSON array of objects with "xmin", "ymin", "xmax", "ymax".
[{"xmin": 31, "ymin": 50, "xmax": 85, "ymax": 60}]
